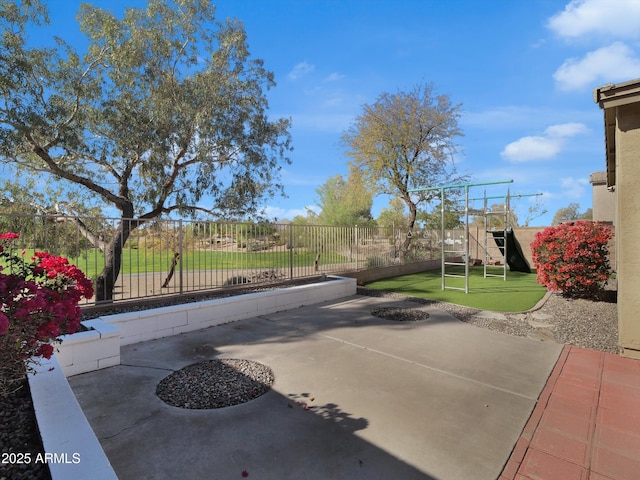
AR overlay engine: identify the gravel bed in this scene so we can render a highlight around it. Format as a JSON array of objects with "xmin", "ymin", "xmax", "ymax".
[
  {"xmin": 156, "ymin": 359, "xmax": 274, "ymax": 409},
  {"xmin": 357, "ymin": 286, "xmax": 619, "ymax": 354},
  {"xmin": 0, "ymin": 379, "xmax": 52, "ymax": 480},
  {"xmin": 371, "ymin": 306, "xmax": 430, "ymax": 322}
]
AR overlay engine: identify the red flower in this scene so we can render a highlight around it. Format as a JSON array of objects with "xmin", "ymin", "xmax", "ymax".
[
  {"xmin": 0, "ymin": 232, "xmax": 94, "ymax": 372},
  {"xmin": 0, "ymin": 232, "xmax": 19, "ymax": 240},
  {"xmin": 531, "ymin": 221, "xmax": 611, "ymax": 298},
  {"xmin": 37, "ymin": 343, "xmax": 54, "ymax": 359}
]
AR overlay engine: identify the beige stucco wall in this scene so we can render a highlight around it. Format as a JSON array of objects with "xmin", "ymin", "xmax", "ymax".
[
  {"xmin": 613, "ymin": 102, "xmax": 640, "ymax": 358},
  {"xmin": 590, "ymin": 172, "xmax": 617, "ymax": 223},
  {"xmin": 467, "ymin": 226, "xmax": 615, "ymax": 271}
]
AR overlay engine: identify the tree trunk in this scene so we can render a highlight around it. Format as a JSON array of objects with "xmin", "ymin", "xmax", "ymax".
[
  {"xmin": 400, "ymin": 200, "xmax": 418, "ymax": 259},
  {"xmin": 95, "ymin": 219, "xmax": 135, "ymax": 302}
]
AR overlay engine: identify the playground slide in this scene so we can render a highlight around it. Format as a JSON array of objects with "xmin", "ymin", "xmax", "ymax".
[{"xmin": 491, "ymin": 228, "xmax": 532, "ymax": 273}]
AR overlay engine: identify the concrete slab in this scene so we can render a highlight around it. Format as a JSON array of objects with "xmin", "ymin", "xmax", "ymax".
[
  {"xmin": 471, "ymin": 310, "xmax": 508, "ymax": 321},
  {"xmin": 69, "ymin": 295, "xmax": 562, "ymax": 480}
]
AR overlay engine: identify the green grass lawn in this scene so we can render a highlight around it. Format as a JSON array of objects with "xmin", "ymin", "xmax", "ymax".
[
  {"xmin": 365, "ymin": 266, "xmax": 547, "ymax": 312},
  {"xmin": 62, "ymin": 248, "xmax": 342, "ymax": 277}
]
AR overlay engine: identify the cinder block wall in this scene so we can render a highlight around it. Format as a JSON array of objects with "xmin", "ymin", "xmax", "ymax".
[
  {"xmin": 340, "ymin": 259, "xmax": 442, "ymax": 284},
  {"xmin": 469, "ymin": 226, "xmax": 616, "ymax": 273}
]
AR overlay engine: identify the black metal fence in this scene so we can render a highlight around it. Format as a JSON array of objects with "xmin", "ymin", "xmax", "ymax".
[{"xmin": 0, "ymin": 214, "xmax": 456, "ymax": 305}]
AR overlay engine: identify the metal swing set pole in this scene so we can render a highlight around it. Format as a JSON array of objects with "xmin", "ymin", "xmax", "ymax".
[
  {"xmin": 409, "ymin": 179, "xmax": 513, "ymax": 293},
  {"xmin": 471, "ymin": 190, "xmax": 544, "ymax": 280}
]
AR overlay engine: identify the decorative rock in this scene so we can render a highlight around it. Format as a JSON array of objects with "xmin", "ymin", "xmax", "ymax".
[
  {"xmin": 156, "ymin": 359, "xmax": 274, "ymax": 409},
  {"xmin": 370, "ymin": 307, "xmax": 430, "ymax": 322}
]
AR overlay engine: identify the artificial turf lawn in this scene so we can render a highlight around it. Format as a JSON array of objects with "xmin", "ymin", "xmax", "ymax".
[{"xmin": 364, "ymin": 266, "xmax": 547, "ymax": 312}]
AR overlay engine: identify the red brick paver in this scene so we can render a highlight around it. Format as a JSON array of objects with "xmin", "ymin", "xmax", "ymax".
[{"xmin": 501, "ymin": 345, "xmax": 640, "ymax": 480}]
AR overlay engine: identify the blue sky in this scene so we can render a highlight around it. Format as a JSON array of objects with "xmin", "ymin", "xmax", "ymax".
[{"xmin": 41, "ymin": 0, "xmax": 640, "ymax": 225}]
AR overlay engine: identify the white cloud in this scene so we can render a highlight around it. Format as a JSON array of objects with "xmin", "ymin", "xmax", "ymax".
[
  {"xmin": 501, "ymin": 122, "xmax": 588, "ymax": 162},
  {"xmin": 553, "ymin": 42, "xmax": 640, "ymax": 91},
  {"xmin": 548, "ymin": 0, "xmax": 640, "ymax": 40},
  {"xmin": 560, "ymin": 177, "xmax": 589, "ymax": 199},
  {"xmin": 324, "ymin": 72, "xmax": 345, "ymax": 82},
  {"xmin": 259, "ymin": 205, "xmax": 319, "ymax": 220},
  {"xmin": 501, "ymin": 136, "xmax": 561, "ymax": 162},
  {"xmin": 544, "ymin": 122, "xmax": 589, "ymax": 137},
  {"xmin": 288, "ymin": 61, "xmax": 315, "ymax": 80}
]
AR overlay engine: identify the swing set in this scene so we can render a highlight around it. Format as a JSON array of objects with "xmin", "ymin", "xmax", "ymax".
[{"xmin": 409, "ymin": 180, "xmax": 541, "ymax": 293}]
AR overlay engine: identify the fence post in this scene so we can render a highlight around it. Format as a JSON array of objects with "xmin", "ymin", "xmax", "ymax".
[
  {"xmin": 289, "ymin": 225, "xmax": 293, "ymax": 280},
  {"xmin": 178, "ymin": 219, "xmax": 183, "ymax": 296},
  {"xmin": 354, "ymin": 225, "xmax": 359, "ymax": 271}
]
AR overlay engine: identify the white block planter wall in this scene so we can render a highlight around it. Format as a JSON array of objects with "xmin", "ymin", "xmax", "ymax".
[
  {"xmin": 103, "ymin": 275, "xmax": 356, "ymax": 346},
  {"xmin": 55, "ymin": 319, "xmax": 121, "ymax": 377},
  {"xmin": 28, "ymin": 356, "xmax": 119, "ymax": 480}
]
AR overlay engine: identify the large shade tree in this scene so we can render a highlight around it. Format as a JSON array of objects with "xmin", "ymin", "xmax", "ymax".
[
  {"xmin": 0, "ymin": 0, "xmax": 292, "ymax": 301},
  {"xmin": 342, "ymin": 82, "xmax": 466, "ymax": 256}
]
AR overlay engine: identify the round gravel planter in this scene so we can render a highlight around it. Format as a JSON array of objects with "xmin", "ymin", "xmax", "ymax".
[
  {"xmin": 156, "ymin": 359, "xmax": 274, "ymax": 409},
  {"xmin": 371, "ymin": 307, "xmax": 430, "ymax": 322}
]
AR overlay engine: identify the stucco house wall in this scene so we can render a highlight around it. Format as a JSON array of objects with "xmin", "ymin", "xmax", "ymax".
[
  {"xmin": 590, "ymin": 171, "xmax": 616, "ymax": 224},
  {"xmin": 595, "ymin": 79, "xmax": 640, "ymax": 359}
]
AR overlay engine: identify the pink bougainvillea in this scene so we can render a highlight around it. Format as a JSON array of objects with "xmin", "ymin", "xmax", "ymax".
[
  {"xmin": 1, "ymin": 233, "xmax": 93, "ymax": 393},
  {"xmin": 530, "ymin": 221, "xmax": 612, "ymax": 298}
]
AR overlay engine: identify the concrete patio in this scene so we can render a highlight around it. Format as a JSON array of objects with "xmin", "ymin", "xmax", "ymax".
[{"xmin": 68, "ymin": 294, "xmax": 562, "ymax": 480}]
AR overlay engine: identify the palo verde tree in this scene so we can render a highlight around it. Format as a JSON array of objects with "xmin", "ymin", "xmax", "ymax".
[
  {"xmin": 342, "ymin": 82, "xmax": 466, "ymax": 257},
  {"xmin": 0, "ymin": 0, "xmax": 292, "ymax": 301},
  {"xmin": 315, "ymin": 165, "xmax": 375, "ymax": 227}
]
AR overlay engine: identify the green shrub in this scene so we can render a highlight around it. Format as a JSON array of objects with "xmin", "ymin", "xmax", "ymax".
[
  {"xmin": 366, "ymin": 255, "xmax": 388, "ymax": 268},
  {"xmin": 223, "ymin": 275, "xmax": 248, "ymax": 286}
]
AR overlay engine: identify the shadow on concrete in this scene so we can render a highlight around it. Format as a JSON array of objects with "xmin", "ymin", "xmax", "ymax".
[{"xmin": 71, "ymin": 355, "xmax": 438, "ymax": 479}]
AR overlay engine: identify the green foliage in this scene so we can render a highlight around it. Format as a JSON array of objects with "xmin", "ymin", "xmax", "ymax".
[
  {"xmin": 419, "ymin": 200, "xmax": 463, "ymax": 230},
  {"xmin": 469, "ymin": 203, "xmax": 519, "ymax": 228},
  {"xmin": 376, "ymin": 197, "xmax": 410, "ymax": 231},
  {"xmin": 223, "ymin": 275, "xmax": 248, "ymax": 286},
  {"xmin": 315, "ymin": 167, "xmax": 375, "ymax": 226},
  {"xmin": 365, "ymin": 255, "xmax": 388, "ymax": 268},
  {"xmin": 0, "ymin": 0, "xmax": 292, "ymax": 300},
  {"xmin": 551, "ymin": 203, "xmax": 591, "ymax": 226}
]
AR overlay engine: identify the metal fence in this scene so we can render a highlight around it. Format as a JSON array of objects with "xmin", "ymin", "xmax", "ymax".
[{"xmin": 0, "ymin": 213, "xmax": 453, "ymax": 305}]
